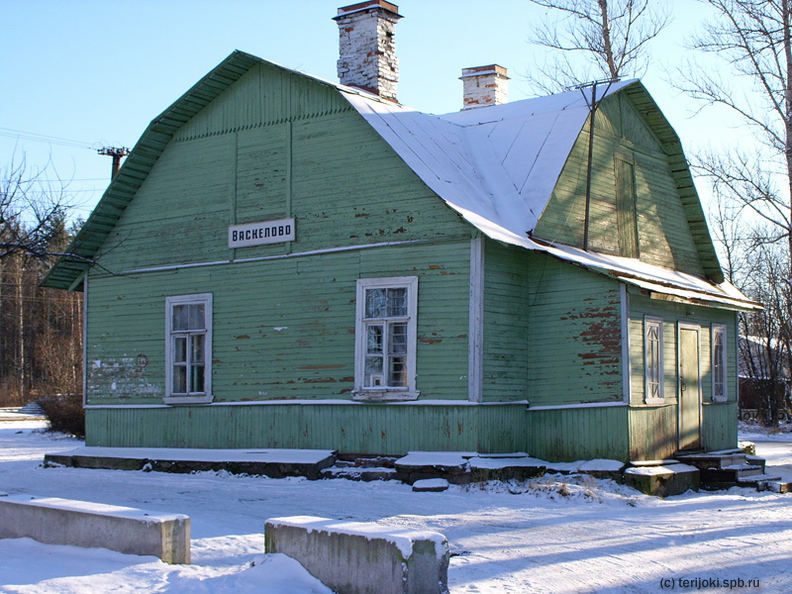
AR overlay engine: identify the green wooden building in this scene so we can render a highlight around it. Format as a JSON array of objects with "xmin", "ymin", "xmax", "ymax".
[{"xmin": 44, "ymin": 4, "xmax": 759, "ymax": 462}]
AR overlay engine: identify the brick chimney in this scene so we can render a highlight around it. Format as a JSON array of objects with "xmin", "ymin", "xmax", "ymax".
[
  {"xmin": 460, "ymin": 65, "xmax": 509, "ymax": 110},
  {"xmin": 334, "ymin": 1, "xmax": 403, "ymax": 102}
]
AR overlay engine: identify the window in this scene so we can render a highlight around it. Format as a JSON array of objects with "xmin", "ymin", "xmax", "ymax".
[
  {"xmin": 354, "ymin": 277, "xmax": 418, "ymax": 401},
  {"xmin": 712, "ymin": 324, "xmax": 727, "ymax": 402},
  {"xmin": 644, "ymin": 317, "xmax": 664, "ymax": 404},
  {"xmin": 165, "ymin": 293, "xmax": 212, "ymax": 404}
]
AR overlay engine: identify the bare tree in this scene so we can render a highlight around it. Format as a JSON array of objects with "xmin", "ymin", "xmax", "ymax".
[
  {"xmin": 679, "ymin": 0, "xmax": 792, "ymax": 424},
  {"xmin": 528, "ymin": 0, "xmax": 671, "ymax": 92},
  {"xmin": 679, "ymin": 0, "xmax": 792, "ymax": 267},
  {"xmin": 0, "ymin": 156, "xmax": 83, "ymax": 406},
  {"xmin": 1, "ymin": 154, "xmax": 71, "ymax": 262}
]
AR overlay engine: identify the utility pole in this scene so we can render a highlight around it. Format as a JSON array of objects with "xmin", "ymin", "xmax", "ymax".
[
  {"xmin": 574, "ymin": 78, "xmax": 619, "ymax": 251},
  {"xmin": 98, "ymin": 147, "xmax": 130, "ymax": 179}
]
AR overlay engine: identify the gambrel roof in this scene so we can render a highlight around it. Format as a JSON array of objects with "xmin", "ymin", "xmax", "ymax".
[{"xmin": 44, "ymin": 51, "xmax": 758, "ymax": 310}]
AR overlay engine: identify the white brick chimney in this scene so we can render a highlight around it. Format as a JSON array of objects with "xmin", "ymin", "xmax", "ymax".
[
  {"xmin": 460, "ymin": 65, "xmax": 509, "ymax": 110},
  {"xmin": 334, "ymin": 1, "xmax": 403, "ymax": 102}
]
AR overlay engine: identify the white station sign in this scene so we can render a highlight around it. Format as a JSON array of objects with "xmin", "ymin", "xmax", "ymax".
[{"xmin": 228, "ymin": 218, "xmax": 295, "ymax": 249}]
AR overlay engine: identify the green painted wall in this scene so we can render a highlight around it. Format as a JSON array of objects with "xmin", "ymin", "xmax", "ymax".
[
  {"xmin": 526, "ymin": 405, "xmax": 630, "ymax": 461},
  {"xmin": 702, "ymin": 401, "xmax": 738, "ymax": 451},
  {"xmin": 86, "ymin": 241, "xmax": 471, "ymax": 405},
  {"xmin": 85, "ymin": 403, "xmax": 528, "ymax": 454},
  {"xmin": 524, "ymin": 252, "xmax": 623, "ymax": 406},
  {"xmin": 482, "ymin": 240, "xmax": 531, "ymax": 402},
  {"xmin": 85, "ymin": 60, "xmax": 474, "ymax": 409},
  {"xmin": 628, "ymin": 405, "xmax": 678, "ymax": 460},
  {"xmin": 482, "ymin": 242, "xmax": 624, "ymax": 406},
  {"xmin": 95, "ymin": 63, "xmax": 466, "ymax": 275},
  {"xmin": 627, "ymin": 291, "xmax": 739, "ymax": 457},
  {"xmin": 534, "ymin": 93, "xmax": 704, "ymax": 278}
]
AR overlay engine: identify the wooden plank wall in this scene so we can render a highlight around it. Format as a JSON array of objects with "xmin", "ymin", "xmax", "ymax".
[
  {"xmin": 525, "ymin": 405, "xmax": 630, "ymax": 461},
  {"xmin": 534, "ymin": 94, "xmax": 704, "ymax": 278},
  {"xmin": 627, "ymin": 292, "xmax": 739, "ymax": 457},
  {"xmin": 86, "ymin": 403, "xmax": 529, "ymax": 454},
  {"xmin": 85, "ymin": 62, "xmax": 474, "ymax": 410}
]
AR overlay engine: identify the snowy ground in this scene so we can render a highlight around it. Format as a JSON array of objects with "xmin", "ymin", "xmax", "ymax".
[{"xmin": 1, "ymin": 418, "xmax": 791, "ymax": 593}]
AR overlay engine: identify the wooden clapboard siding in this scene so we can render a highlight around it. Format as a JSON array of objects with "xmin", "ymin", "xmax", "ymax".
[
  {"xmin": 534, "ymin": 93, "xmax": 705, "ymax": 278},
  {"xmin": 482, "ymin": 240, "xmax": 531, "ymax": 401},
  {"xmin": 95, "ymin": 66, "xmax": 464, "ymax": 274},
  {"xmin": 628, "ymin": 292, "xmax": 737, "ymax": 407},
  {"xmin": 85, "ymin": 403, "xmax": 529, "ymax": 454},
  {"xmin": 96, "ymin": 134, "xmax": 236, "ymax": 271},
  {"xmin": 524, "ymin": 253, "xmax": 623, "ymax": 406},
  {"xmin": 627, "ymin": 291, "xmax": 738, "ymax": 458},
  {"xmin": 86, "ymin": 240, "xmax": 470, "ymax": 406},
  {"xmin": 482, "ymin": 241, "xmax": 625, "ymax": 406}
]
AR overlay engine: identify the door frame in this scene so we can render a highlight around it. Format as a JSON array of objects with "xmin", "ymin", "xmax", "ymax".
[{"xmin": 677, "ymin": 322, "xmax": 702, "ymax": 451}]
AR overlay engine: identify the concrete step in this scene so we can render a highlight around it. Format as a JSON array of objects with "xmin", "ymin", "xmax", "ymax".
[
  {"xmin": 737, "ymin": 473, "xmax": 783, "ymax": 487},
  {"xmin": 700, "ymin": 465, "xmax": 764, "ymax": 485},
  {"xmin": 675, "ymin": 452, "xmax": 748, "ymax": 470}
]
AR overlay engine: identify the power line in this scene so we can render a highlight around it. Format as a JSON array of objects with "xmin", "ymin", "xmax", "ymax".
[{"xmin": 0, "ymin": 127, "xmax": 97, "ymax": 150}]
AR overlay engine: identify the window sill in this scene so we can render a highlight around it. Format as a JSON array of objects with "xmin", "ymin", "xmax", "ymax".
[
  {"xmin": 707, "ymin": 397, "xmax": 729, "ymax": 404},
  {"xmin": 352, "ymin": 390, "xmax": 420, "ymax": 402},
  {"xmin": 163, "ymin": 394, "xmax": 214, "ymax": 405},
  {"xmin": 642, "ymin": 397, "xmax": 667, "ymax": 406}
]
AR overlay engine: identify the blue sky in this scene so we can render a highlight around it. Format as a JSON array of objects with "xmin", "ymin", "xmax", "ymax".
[{"xmin": 1, "ymin": 0, "xmax": 733, "ymax": 220}]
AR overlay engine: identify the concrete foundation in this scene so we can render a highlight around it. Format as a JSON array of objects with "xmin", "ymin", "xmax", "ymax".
[
  {"xmin": 0, "ymin": 493, "xmax": 190, "ymax": 564},
  {"xmin": 265, "ymin": 515, "xmax": 449, "ymax": 594}
]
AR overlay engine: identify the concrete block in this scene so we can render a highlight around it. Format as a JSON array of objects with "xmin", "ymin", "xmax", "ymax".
[
  {"xmin": 394, "ymin": 451, "xmax": 474, "ymax": 484},
  {"xmin": 265, "ymin": 515, "xmax": 449, "ymax": 594},
  {"xmin": 0, "ymin": 494, "xmax": 190, "ymax": 564},
  {"xmin": 766, "ymin": 481, "xmax": 792, "ymax": 494},
  {"xmin": 468, "ymin": 455, "xmax": 546, "ymax": 482},
  {"xmin": 624, "ymin": 464, "xmax": 699, "ymax": 497},
  {"xmin": 412, "ymin": 479, "xmax": 449, "ymax": 492},
  {"xmin": 578, "ymin": 459, "xmax": 626, "ymax": 481}
]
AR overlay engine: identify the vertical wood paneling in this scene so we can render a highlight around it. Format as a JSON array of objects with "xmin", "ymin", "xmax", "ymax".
[
  {"xmin": 85, "ymin": 403, "xmax": 528, "ymax": 455},
  {"xmin": 701, "ymin": 402, "xmax": 738, "ymax": 451},
  {"xmin": 628, "ymin": 405, "xmax": 678, "ymax": 460},
  {"xmin": 526, "ymin": 406, "xmax": 630, "ymax": 461}
]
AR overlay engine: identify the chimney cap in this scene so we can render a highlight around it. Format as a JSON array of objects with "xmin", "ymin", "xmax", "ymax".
[
  {"xmin": 460, "ymin": 64, "xmax": 510, "ymax": 80},
  {"xmin": 334, "ymin": 1, "xmax": 402, "ymax": 20}
]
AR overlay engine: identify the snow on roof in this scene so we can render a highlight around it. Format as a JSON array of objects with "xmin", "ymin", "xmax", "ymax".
[
  {"xmin": 341, "ymin": 82, "xmax": 759, "ymax": 310},
  {"xmin": 343, "ymin": 81, "xmax": 634, "ymax": 241}
]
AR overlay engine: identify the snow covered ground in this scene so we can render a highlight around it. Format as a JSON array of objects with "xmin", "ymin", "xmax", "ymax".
[{"xmin": 1, "ymin": 418, "xmax": 791, "ymax": 593}]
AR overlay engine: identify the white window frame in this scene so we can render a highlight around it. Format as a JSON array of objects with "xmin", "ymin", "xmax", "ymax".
[
  {"xmin": 712, "ymin": 323, "xmax": 728, "ymax": 402},
  {"xmin": 353, "ymin": 276, "xmax": 419, "ymax": 401},
  {"xmin": 644, "ymin": 316, "xmax": 664, "ymax": 404},
  {"xmin": 164, "ymin": 293, "xmax": 213, "ymax": 405}
]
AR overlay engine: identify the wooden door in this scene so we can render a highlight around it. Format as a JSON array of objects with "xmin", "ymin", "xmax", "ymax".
[{"xmin": 679, "ymin": 327, "xmax": 701, "ymax": 450}]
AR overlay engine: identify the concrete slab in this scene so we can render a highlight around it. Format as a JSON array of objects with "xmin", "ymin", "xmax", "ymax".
[
  {"xmin": 0, "ymin": 493, "xmax": 190, "ymax": 564},
  {"xmin": 266, "ymin": 515, "xmax": 449, "ymax": 594},
  {"xmin": 412, "ymin": 479, "xmax": 449, "ymax": 492},
  {"xmin": 624, "ymin": 464, "xmax": 700, "ymax": 497},
  {"xmin": 45, "ymin": 447, "xmax": 336, "ymax": 479},
  {"xmin": 468, "ymin": 456, "xmax": 547, "ymax": 482}
]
